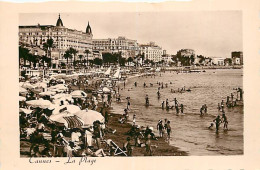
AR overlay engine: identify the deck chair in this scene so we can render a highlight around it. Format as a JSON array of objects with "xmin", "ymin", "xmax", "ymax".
[{"xmin": 110, "ymin": 140, "xmax": 127, "ymax": 156}]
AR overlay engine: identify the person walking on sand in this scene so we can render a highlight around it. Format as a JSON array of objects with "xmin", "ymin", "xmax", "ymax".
[{"xmin": 132, "ymin": 114, "xmax": 136, "ymax": 126}]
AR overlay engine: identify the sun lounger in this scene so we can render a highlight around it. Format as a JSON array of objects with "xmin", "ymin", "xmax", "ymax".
[{"xmin": 110, "ymin": 140, "xmax": 127, "ymax": 156}]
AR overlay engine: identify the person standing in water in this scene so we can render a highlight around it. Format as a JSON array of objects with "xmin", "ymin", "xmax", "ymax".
[
  {"xmin": 157, "ymin": 120, "xmax": 164, "ymax": 138},
  {"xmin": 165, "ymin": 121, "xmax": 171, "ymax": 141},
  {"xmin": 218, "ymin": 103, "xmax": 221, "ymax": 111},
  {"xmin": 161, "ymin": 101, "xmax": 165, "ymax": 109},
  {"xmin": 221, "ymin": 113, "xmax": 228, "ymax": 130},
  {"xmin": 174, "ymin": 98, "xmax": 179, "ymax": 107},
  {"xmin": 180, "ymin": 104, "xmax": 184, "ymax": 114},
  {"xmin": 200, "ymin": 107, "xmax": 204, "ymax": 116},
  {"xmin": 166, "ymin": 99, "xmax": 169, "ymax": 110},
  {"xmin": 157, "ymin": 90, "xmax": 160, "ymax": 99},
  {"xmin": 204, "ymin": 104, "xmax": 207, "ymax": 114},
  {"xmin": 213, "ymin": 115, "xmax": 221, "ymax": 133},
  {"xmin": 221, "ymin": 100, "xmax": 225, "ymax": 112},
  {"xmin": 145, "ymin": 95, "xmax": 149, "ymax": 106}
]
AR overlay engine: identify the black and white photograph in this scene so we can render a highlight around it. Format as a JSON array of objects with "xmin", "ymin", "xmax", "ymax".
[{"xmin": 18, "ymin": 11, "xmax": 244, "ymax": 157}]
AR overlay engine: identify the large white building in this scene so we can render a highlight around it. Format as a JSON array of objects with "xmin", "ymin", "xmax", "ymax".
[
  {"xmin": 19, "ymin": 14, "xmax": 93, "ymax": 67},
  {"xmin": 92, "ymin": 36, "xmax": 139, "ymax": 59},
  {"xmin": 139, "ymin": 42, "xmax": 163, "ymax": 62},
  {"xmin": 212, "ymin": 57, "xmax": 225, "ymax": 66}
]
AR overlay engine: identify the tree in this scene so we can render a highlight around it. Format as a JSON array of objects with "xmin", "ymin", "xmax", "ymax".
[
  {"xmin": 102, "ymin": 53, "xmax": 118, "ymax": 66},
  {"xmin": 78, "ymin": 54, "xmax": 83, "ymax": 68},
  {"xmin": 63, "ymin": 50, "xmax": 72, "ymax": 74},
  {"xmin": 19, "ymin": 46, "xmax": 30, "ymax": 66},
  {"xmin": 68, "ymin": 47, "xmax": 78, "ymax": 68},
  {"xmin": 93, "ymin": 58, "xmax": 103, "ymax": 66},
  {"xmin": 88, "ymin": 59, "xmax": 94, "ymax": 66},
  {"xmin": 43, "ymin": 38, "xmax": 54, "ymax": 68},
  {"xmin": 84, "ymin": 49, "xmax": 91, "ymax": 67}
]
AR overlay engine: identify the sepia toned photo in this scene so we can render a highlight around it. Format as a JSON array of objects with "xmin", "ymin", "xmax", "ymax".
[{"xmin": 18, "ymin": 11, "xmax": 243, "ymax": 158}]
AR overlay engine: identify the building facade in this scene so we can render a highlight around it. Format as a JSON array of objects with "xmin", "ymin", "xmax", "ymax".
[
  {"xmin": 139, "ymin": 42, "xmax": 163, "ymax": 63},
  {"xmin": 212, "ymin": 57, "xmax": 225, "ymax": 66},
  {"xmin": 92, "ymin": 36, "xmax": 139, "ymax": 59},
  {"xmin": 231, "ymin": 51, "xmax": 243, "ymax": 65},
  {"xmin": 19, "ymin": 14, "xmax": 93, "ymax": 67}
]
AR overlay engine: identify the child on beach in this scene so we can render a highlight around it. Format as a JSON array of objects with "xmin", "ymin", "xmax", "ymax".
[{"xmin": 133, "ymin": 114, "xmax": 136, "ymax": 126}]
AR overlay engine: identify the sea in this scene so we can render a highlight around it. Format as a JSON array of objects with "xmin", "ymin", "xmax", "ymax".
[{"xmin": 110, "ymin": 69, "xmax": 243, "ymax": 156}]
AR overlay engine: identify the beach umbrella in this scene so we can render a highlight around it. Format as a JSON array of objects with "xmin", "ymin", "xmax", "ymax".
[
  {"xmin": 49, "ymin": 84, "xmax": 68, "ymax": 92},
  {"xmin": 49, "ymin": 112, "xmax": 84, "ymax": 129},
  {"xmin": 52, "ymin": 104, "xmax": 81, "ymax": 115},
  {"xmin": 51, "ymin": 93, "xmax": 73, "ymax": 100},
  {"xmin": 19, "ymin": 87, "xmax": 28, "ymax": 93},
  {"xmin": 102, "ymin": 87, "xmax": 111, "ymax": 93},
  {"xmin": 26, "ymin": 99, "xmax": 53, "ymax": 109},
  {"xmin": 19, "ymin": 96, "xmax": 26, "ymax": 101},
  {"xmin": 56, "ymin": 79, "xmax": 65, "ymax": 84},
  {"xmin": 52, "ymin": 73, "xmax": 67, "ymax": 79},
  {"xmin": 35, "ymin": 82, "xmax": 47, "ymax": 88},
  {"xmin": 19, "ymin": 108, "xmax": 33, "ymax": 115},
  {"xmin": 21, "ymin": 82, "xmax": 35, "ymax": 89},
  {"xmin": 39, "ymin": 91, "xmax": 56, "ymax": 97},
  {"xmin": 74, "ymin": 110, "xmax": 105, "ymax": 127},
  {"xmin": 70, "ymin": 90, "xmax": 87, "ymax": 98}
]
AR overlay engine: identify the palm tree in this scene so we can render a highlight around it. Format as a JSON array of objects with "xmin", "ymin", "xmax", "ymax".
[
  {"xmin": 68, "ymin": 47, "xmax": 78, "ymax": 68},
  {"xmin": 43, "ymin": 38, "xmax": 54, "ymax": 68},
  {"xmin": 63, "ymin": 50, "xmax": 72, "ymax": 74},
  {"xmin": 84, "ymin": 49, "xmax": 91, "ymax": 67},
  {"xmin": 78, "ymin": 54, "xmax": 83, "ymax": 68}
]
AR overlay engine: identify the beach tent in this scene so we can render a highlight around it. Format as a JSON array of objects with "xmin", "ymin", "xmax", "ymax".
[
  {"xmin": 112, "ymin": 67, "xmax": 121, "ymax": 80},
  {"xmin": 26, "ymin": 99, "xmax": 53, "ymax": 109},
  {"xmin": 104, "ymin": 66, "xmax": 111, "ymax": 76},
  {"xmin": 70, "ymin": 90, "xmax": 87, "ymax": 98},
  {"xmin": 74, "ymin": 110, "xmax": 104, "ymax": 127},
  {"xmin": 49, "ymin": 112, "xmax": 84, "ymax": 129}
]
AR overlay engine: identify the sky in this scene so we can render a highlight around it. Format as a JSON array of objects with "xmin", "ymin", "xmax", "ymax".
[{"xmin": 19, "ymin": 11, "xmax": 242, "ymax": 58}]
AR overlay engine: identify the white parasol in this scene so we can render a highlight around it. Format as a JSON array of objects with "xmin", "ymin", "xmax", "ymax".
[
  {"xmin": 26, "ymin": 99, "xmax": 53, "ymax": 109},
  {"xmin": 74, "ymin": 110, "xmax": 105, "ymax": 127},
  {"xmin": 70, "ymin": 90, "xmax": 87, "ymax": 98}
]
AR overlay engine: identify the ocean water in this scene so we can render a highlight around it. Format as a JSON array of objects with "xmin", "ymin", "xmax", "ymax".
[{"xmin": 110, "ymin": 69, "xmax": 243, "ymax": 155}]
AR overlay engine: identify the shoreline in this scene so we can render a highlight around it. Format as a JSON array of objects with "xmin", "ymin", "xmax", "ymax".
[{"xmin": 104, "ymin": 107, "xmax": 188, "ymax": 156}]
